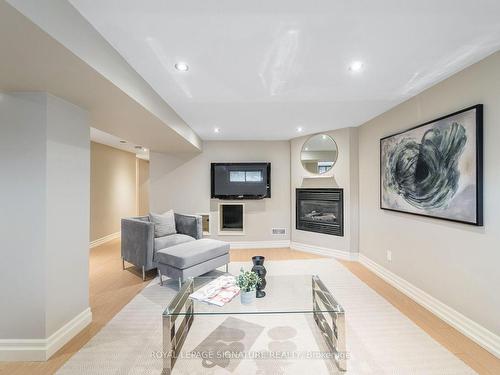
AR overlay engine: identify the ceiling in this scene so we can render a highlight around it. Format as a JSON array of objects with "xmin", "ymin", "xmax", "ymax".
[
  {"xmin": 91, "ymin": 128, "xmax": 150, "ymax": 160},
  {"xmin": 70, "ymin": 1, "xmax": 500, "ymax": 140},
  {"xmin": 1, "ymin": 0, "xmax": 201, "ymax": 153}
]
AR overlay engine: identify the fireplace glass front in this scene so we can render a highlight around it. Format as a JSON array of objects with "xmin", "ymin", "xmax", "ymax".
[{"xmin": 296, "ymin": 189, "xmax": 343, "ymax": 236}]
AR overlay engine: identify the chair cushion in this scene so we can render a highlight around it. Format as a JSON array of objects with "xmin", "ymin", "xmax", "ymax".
[
  {"xmin": 155, "ymin": 239, "xmax": 230, "ymax": 269},
  {"xmin": 154, "ymin": 234, "xmax": 194, "ymax": 251},
  {"xmin": 149, "ymin": 210, "xmax": 176, "ymax": 237}
]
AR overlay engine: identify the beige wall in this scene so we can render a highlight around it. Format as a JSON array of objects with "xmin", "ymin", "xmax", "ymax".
[
  {"xmin": 137, "ymin": 158, "xmax": 150, "ymax": 216},
  {"xmin": 150, "ymin": 141, "xmax": 290, "ymax": 243},
  {"xmin": 90, "ymin": 142, "xmax": 137, "ymax": 241},
  {"xmin": 358, "ymin": 51, "xmax": 500, "ymax": 334},
  {"xmin": 290, "ymin": 127, "xmax": 359, "ymax": 253}
]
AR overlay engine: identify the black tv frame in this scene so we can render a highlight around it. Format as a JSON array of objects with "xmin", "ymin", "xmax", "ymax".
[{"xmin": 211, "ymin": 162, "xmax": 271, "ymax": 200}]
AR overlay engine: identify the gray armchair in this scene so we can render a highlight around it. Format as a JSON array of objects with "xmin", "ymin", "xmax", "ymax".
[{"xmin": 121, "ymin": 213, "xmax": 202, "ymax": 280}]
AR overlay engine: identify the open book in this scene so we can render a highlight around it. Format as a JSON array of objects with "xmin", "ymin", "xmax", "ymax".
[{"xmin": 189, "ymin": 275, "xmax": 240, "ymax": 307}]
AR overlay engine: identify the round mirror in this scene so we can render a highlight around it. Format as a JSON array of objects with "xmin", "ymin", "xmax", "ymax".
[{"xmin": 300, "ymin": 134, "xmax": 338, "ymax": 174}]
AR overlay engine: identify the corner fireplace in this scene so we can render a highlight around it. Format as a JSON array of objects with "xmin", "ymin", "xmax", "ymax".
[{"xmin": 296, "ymin": 188, "xmax": 344, "ymax": 236}]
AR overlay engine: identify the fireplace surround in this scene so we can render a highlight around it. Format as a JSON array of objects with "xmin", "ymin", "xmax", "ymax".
[{"xmin": 296, "ymin": 188, "xmax": 344, "ymax": 236}]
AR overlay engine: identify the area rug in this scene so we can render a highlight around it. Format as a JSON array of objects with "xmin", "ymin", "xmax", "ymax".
[{"xmin": 56, "ymin": 258, "xmax": 476, "ymax": 374}]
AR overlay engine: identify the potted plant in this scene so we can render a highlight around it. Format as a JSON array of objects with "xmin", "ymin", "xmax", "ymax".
[{"xmin": 236, "ymin": 268, "xmax": 261, "ymax": 304}]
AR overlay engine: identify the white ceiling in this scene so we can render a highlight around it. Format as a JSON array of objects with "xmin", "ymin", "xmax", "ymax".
[
  {"xmin": 1, "ymin": 0, "xmax": 201, "ymax": 153},
  {"xmin": 91, "ymin": 128, "xmax": 150, "ymax": 160},
  {"xmin": 70, "ymin": 0, "xmax": 500, "ymax": 141}
]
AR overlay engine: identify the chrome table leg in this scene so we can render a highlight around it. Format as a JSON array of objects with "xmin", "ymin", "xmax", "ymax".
[
  {"xmin": 163, "ymin": 279, "xmax": 194, "ymax": 374},
  {"xmin": 312, "ymin": 275, "xmax": 347, "ymax": 371}
]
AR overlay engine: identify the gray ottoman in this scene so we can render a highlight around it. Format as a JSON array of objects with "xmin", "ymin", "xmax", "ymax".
[{"xmin": 156, "ymin": 238, "xmax": 230, "ymax": 286}]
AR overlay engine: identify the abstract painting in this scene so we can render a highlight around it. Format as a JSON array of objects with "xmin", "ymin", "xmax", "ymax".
[{"xmin": 380, "ymin": 105, "xmax": 483, "ymax": 226}]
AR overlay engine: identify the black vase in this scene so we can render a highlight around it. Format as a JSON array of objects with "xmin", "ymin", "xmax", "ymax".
[{"xmin": 251, "ymin": 256, "xmax": 267, "ymax": 298}]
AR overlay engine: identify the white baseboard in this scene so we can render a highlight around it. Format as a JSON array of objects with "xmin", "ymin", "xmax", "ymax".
[
  {"xmin": 46, "ymin": 308, "xmax": 92, "ymax": 359},
  {"xmin": 358, "ymin": 254, "xmax": 500, "ymax": 358},
  {"xmin": 0, "ymin": 307, "xmax": 92, "ymax": 361},
  {"xmin": 90, "ymin": 231, "xmax": 121, "ymax": 249},
  {"xmin": 229, "ymin": 240, "xmax": 291, "ymax": 249},
  {"xmin": 290, "ymin": 241, "xmax": 358, "ymax": 260}
]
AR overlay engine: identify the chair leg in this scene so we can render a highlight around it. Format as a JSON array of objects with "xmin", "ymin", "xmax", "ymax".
[
  {"xmin": 122, "ymin": 258, "xmax": 125, "ymax": 270},
  {"xmin": 142, "ymin": 266, "xmax": 146, "ymax": 281},
  {"xmin": 158, "ymin": 269, "xmax": 163, "ymax": 286},
  {"xmin": 225, "ymin": 263, "xmax": 229, "ymax": 273}
]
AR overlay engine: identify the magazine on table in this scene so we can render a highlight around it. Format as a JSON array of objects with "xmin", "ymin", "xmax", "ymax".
[{"xmin": 189, "ymin": 275, "xmax": 240, "ymax": 306}]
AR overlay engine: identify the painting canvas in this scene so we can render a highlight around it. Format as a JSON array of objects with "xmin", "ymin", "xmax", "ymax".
[{"xmin": 380, "ymin": 105, "xmax": 483, "ymax": 226}]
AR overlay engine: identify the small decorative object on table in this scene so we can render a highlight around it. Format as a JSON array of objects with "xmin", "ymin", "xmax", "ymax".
[
  {"xmin": 251, "ymin": 256, "xmax": 267, "ymax": 298},
  {"xmin": 188, "ymin": 276, "xmax": 239, "ymax": 306},
  {"xmin": 235, "ymin": 268, "xmax": 261, "ymax": 304}
]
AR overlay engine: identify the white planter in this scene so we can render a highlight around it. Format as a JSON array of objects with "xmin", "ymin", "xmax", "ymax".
[{"xmin": 240, "ymin": 290, "xmax": 255, "ymax": 304}]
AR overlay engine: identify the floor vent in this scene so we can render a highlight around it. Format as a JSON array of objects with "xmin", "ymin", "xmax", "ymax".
[{"xmin": 272, "ymin": 228, "xmax": 287, "ymax": 235}]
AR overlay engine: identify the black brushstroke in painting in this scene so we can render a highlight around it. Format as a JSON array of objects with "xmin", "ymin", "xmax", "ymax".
[{"xmin": 385, "ymin": 122, "xmax": 467, "ymax": 210}]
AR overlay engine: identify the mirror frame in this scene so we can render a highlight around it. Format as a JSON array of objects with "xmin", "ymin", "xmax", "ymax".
[{"xmin": 300, "ymin": 133, "xmax": 338, "ymax": 175}]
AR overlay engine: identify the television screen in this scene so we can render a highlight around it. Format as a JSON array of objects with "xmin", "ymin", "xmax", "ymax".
[{"xmin": 211, "ymin": 163, "xmax": 271, "ymax": 199}]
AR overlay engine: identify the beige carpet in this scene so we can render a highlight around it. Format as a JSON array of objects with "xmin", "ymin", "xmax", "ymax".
[{"xmin": 57, "ymin": 258, "xmax": 476, "ymax": 374}]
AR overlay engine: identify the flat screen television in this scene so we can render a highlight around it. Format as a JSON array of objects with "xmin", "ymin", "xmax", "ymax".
[{"xmin": 211, "ymin": 162, "xmax": 271, "ymax": 199}]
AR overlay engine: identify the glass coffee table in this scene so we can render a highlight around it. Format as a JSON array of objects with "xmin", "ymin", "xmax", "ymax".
[{"xmin": 162, "ymin": 275, "xmax": 346, "ymax": 374}]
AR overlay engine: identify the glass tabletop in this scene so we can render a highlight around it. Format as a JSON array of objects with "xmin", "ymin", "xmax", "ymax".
[{"xmin": 163, "ymin": 274, "xmax": 344, "ymax": 316}]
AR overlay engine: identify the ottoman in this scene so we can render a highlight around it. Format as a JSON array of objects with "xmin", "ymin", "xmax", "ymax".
[{"xmin": 155, "ymin": 238, "xmax": 230, "ymax": 286}]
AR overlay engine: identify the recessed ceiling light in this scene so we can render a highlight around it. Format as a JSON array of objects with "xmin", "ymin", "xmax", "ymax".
[
  {"xmin": 174, "ymin": 62, "xmax": 189, "ymax": 72},
  {"xmin": 322, "ymin": 135, "xmax": 327, "ymax": 140},
  {"xmin": 305, "ymin": 147, "xmax": 309, "ymax": 151},
  {"xmin": 348, "ymin": 61, "xmax": 364, "ymax": 72},
  {"xmin": 214, "ymin": 127, "xmax": 220, "ymax": 133},
  {"xmin": 119, "ymin": 140, "xmax": 127, "ymax": 144},
  {"xmin": 297, "ymin": 127, "xmax": 303, "ymax": 132}
]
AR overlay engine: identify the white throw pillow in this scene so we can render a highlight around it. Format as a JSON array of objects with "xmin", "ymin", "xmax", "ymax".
[{"xmin": 149, "ymin": 210, "xmax": 177, "ymax": 237}]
